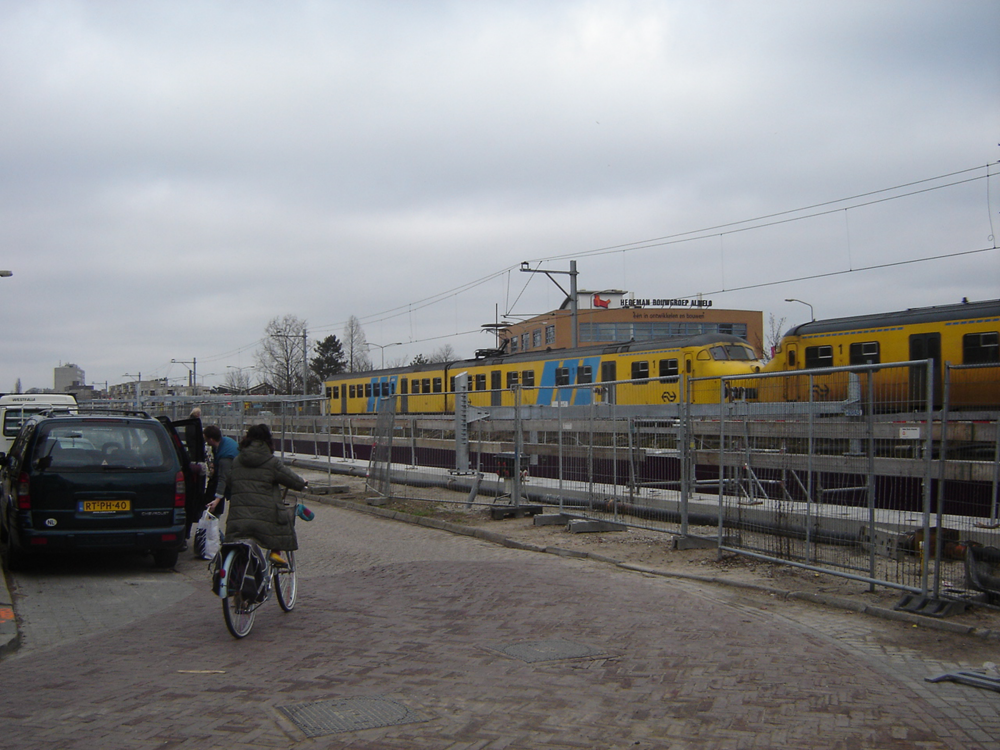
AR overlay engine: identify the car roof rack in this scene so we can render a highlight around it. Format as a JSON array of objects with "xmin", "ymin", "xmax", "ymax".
[{"xmin": 70, "ymin": 408, "xmax": 153, "ymax": 419}]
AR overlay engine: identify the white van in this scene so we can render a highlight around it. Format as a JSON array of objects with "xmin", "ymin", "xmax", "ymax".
[{"xmin": 0, "ymin": 394, "xmax": 78, "ymax": 454}]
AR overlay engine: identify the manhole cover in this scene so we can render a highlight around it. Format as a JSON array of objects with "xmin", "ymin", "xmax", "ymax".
[
  {"xmin": 490, "ymin": 637, "xmax": 608, "ymax": 663},
  {"xmin": 278, "ymin": 696, "xmax": 430, "ymax": 738}
]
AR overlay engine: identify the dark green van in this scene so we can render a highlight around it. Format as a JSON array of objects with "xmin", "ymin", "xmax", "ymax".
[{"xmin": 0, "ymin": 411, "xmax": 194, "ymax": 570}]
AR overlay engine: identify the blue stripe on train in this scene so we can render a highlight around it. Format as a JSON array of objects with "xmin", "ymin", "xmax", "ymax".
[
  {"xmin": 367, "ymin": 375, "xmax": 398, "ymax": 412},
  {"xmin": 536, "ymin": 356, "xmax": 602, "ymax": 406}
]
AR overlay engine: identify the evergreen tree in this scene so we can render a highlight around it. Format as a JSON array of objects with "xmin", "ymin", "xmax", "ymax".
[{"xmin": 311, "ymin": 335, "xmax": 347, "ymax": 381}]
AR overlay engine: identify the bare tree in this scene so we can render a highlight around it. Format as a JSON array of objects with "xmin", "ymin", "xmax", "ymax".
[
  {"xmin": 256, "ymin": 315, "xmax": 307, "ymax": 393},
  {"xmin": 343, "ymin": 315, "xmax": 371, "ymax": 372},
  {"xmin": 763, "ymin": 314, "xmax": 787, "ymax": 362},
  {"xmin": 428, "ymin": 344, "xmax": 457, "ymax": 363},
  {"xmin": 222, "ymin": 367, "xmax": 253, "ymax": 394}
]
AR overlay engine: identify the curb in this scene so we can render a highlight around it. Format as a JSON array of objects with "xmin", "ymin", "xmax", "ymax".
[
  {"xmin": 309, "ymin": 492, "xmax": 1000, "ymax": 642},
  {"xmin": 0, "ymin": 572, "xmax": 19, "ymax": 657}
]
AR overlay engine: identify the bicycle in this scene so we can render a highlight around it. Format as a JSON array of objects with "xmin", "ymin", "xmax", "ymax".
[{"xmin": 213, "ymin": 539, "xmax": 297, "ymax": 638}]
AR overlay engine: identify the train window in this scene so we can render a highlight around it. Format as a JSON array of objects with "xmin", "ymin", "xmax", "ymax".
[
  {"xmin": 433, "ymin": 378, "xmax": 443, "ymax": 393},
  {"xmin": 849, "ymin": 341, "xmax": 880, "ymax": 365},
  {"xmin": 349, "ymin": 384, "xmax": 356, "ymax": 398},
  {"xmin": 631, "ymin": 361, "xmax": 650, "ymax": 380},
  {"xmin": 721, "ymin": 345, "xmax": 756, "ymax": 361},
  {"xmin": 400, "ymin": 378, "xmax": 408, "ymax": 395},
  {"xmin": 367, "ymin": 383, "xmax": 374, "ymax": 398},
  {"xmin": 507, "ymin": 371, "xmax": 519, "ymax": 388},
  {"xmin": 522, "ymin": 370, "xmax": 535, "ymax": 387},
  {"xmin": 383, "ymin": 382, "xmax": 392, "ymax": 397},
  {"xmin": 412, "ymin": 379, "xmax": 420, "ymax": 394},
  {"xmin": 787, "ymin": 349, "xmax": 797, "ymax": 367},
  {"xmin": 697, "ymin": 350, "xmax": 712, "ymax": 360},
  {"xmin": 964, "ymin": 332, "xmax": 999, "ymax": 364},
  {"xmin": 475, "ymin": 373, "xmax": 486, "ymax": 391},
  {"xmin": 555, "ymin": 367, "xmax": 571, "ymax": 386},
  {"xmin": 421, "ymin": 378, "xmax": 431, "ymax": 393},
  {"xmin": 578, "ymin": 366, "xmax": 593, "ymax": 384},
  {"xmin": 804, "ymin": 345, "xmax": 834, "ymax": 369},
  {"xmin": 659, "ymin": 359, "xmax": 679, "ymax": 378}
]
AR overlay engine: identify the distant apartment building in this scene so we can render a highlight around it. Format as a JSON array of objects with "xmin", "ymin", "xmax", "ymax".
[{"xmin": 54, "ymin": 363, "xmax": 86, "ymax": 392}]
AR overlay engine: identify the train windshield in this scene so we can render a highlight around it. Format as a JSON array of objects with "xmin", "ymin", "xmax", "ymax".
[{"xmin": 709, "ymin": 345, "xmax": 757, "ymax": 361}]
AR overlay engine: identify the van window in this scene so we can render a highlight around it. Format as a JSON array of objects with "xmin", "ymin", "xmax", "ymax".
[{"xmin": 36, "ymin": 422, "xmax": 171, "ymax": 471}]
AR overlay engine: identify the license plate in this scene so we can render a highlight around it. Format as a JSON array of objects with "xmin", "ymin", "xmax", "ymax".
[{"xmin": 81, "ymin": 500, "xmax": 131, "ymax": 513}]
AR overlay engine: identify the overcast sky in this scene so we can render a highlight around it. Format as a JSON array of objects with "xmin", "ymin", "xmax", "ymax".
[{"xmin": 1, "ymin": 1, "xmax": 997, "ymax": 392}]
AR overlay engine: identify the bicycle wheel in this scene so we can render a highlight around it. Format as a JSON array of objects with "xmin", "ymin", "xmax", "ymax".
[
  {"xmin": 274, "ymin": 550, "xmax": 297, "ymax": 612},
  {"xmin": 222, "ymin": 549, "xmax": 256, "ymax": 638}
]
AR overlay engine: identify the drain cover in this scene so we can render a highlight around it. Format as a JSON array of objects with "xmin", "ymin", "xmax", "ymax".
[
  {"xmin": 490, "ymin": 637, "xmax": 608, "ymax": 663},
  {"xmin": 278, "ymin": 696, "xmax": 429, "ymax": 737}
]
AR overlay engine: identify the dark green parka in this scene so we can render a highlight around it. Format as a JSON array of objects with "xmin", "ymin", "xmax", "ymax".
[{"xmin": 224, "ymin": 440, "xmax": 306, "ymax": 550}]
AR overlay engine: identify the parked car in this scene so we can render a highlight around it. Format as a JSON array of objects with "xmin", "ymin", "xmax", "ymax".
[{"xmin": 0, "ymin": 410, "xmax": 201, "ymax": 570}]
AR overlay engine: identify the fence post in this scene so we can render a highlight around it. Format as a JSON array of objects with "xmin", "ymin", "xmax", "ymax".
[
  {"xmin": 920, "ymin": 359, "xmax": 934, "ymax": 597},
  {"xmin": 866, "ymin": 370, "xmax": 876, "ymax": 590},
  {"xmin": 680, "ymin": 373, "xmax": 690, "ymax": 537}
]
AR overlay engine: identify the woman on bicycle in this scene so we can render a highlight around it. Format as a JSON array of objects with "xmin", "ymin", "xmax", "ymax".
[{"xmin": 224, "ymin": 424, "xmax": 307, "ymax": 566}]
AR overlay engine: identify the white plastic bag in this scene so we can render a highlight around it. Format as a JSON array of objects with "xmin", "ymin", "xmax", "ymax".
[{"xmin": 193, "ymin": 509, "xmax": 221, "ymax": 560}]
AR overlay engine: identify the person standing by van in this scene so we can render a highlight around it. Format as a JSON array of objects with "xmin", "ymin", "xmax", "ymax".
[{"xmin": 204, "ymin": 425, "xmax": 239, "ymax": 516}]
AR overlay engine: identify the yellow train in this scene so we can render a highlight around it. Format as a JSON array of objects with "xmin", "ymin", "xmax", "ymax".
[
  {"xmin": 324, "ymin": 334, "xmax": 762, "ymax": 415},
  {"xmin": 759, "ymin": 298, "xmax": 1000, "ymax": 409}
]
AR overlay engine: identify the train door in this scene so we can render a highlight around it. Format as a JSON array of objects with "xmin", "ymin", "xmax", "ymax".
[
  {"xmin": 784, "ymin": 345, "xmax": 800, "ymax": 401},
  {"xmin": 600, "ymin": 361, "xmax": 616, "ymax": 404},
  {"xmin": 491, "ymin": 370, "xmax": 502, "ymax": 407},
  {"xmin": 909, "ymin": 333, "xmax": 942, "ymax": 409},
  {"xmin": 340, "ymin": 385, "xmax": 347, "ymax": 414}
]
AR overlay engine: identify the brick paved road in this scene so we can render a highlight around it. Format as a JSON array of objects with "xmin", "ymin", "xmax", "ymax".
[{"xmin": 1, "ymin": 498, "xmax": 997, "ymax": 749}]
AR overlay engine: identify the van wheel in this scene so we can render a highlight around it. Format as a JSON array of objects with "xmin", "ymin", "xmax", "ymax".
[{"xmin": 152, "ymin": 549, "xmax": 178, "ymax": 569}]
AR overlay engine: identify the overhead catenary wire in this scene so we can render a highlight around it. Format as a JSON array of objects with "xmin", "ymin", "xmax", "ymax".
[{"xmin": 194, "ymin": 161, "xmax": 998, "ymax": 372}]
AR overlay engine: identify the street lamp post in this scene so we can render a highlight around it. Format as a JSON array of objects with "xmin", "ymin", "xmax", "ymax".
[
  {"xmin": 785, "ymin": 298, "xmax": 815, "ymax": 322},
  {"xmin": 367, "ymin": 342, "xmax": 402, "ymax": 369}
]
